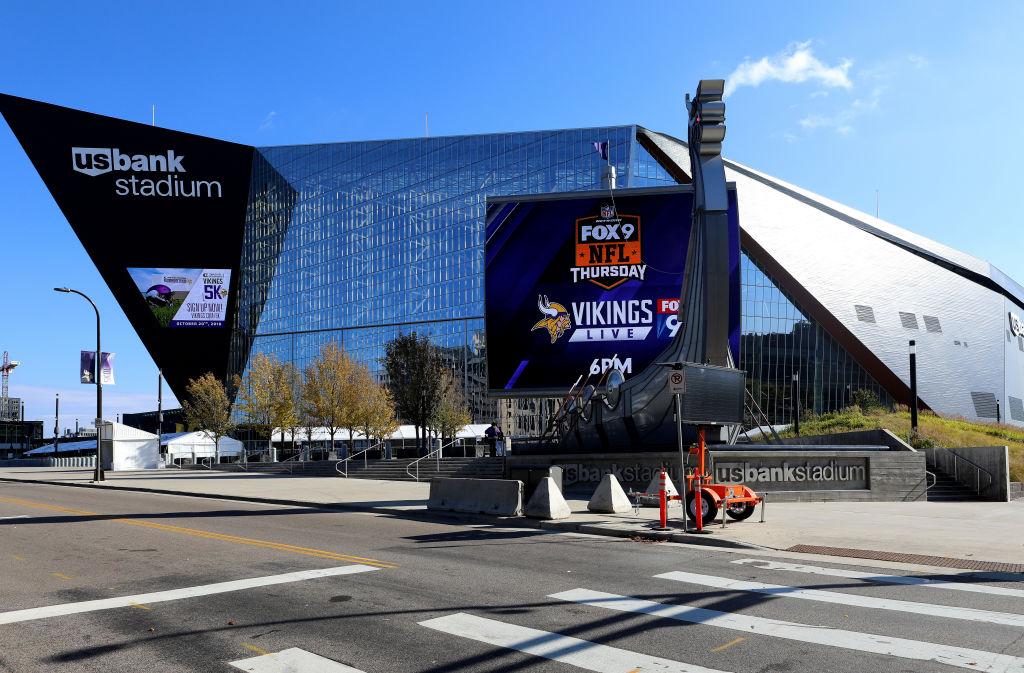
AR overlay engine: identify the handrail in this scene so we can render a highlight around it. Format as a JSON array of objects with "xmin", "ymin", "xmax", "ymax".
[
  {"xmin": 932, "ymin": 446, "xmax": 994, "ymax": 496},
  {"xmin": 336, "ymin": 442, "xmax": 385, "ymax": 477},
  {"xmin": 405, "ymin": 438, "xmax": 461, "ymax": 481},
  {"xmin": 235, "ymin": 447, "xmax": 264, "ymax": 471}
]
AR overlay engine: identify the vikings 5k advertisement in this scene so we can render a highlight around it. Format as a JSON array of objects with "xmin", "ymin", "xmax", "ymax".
[
  {"xmin": 485, "ymin": 187, "xmax": 740, "ymax": 394},
  {"xmin": 127, "ymin": 268, "xmax": 232, "ymax": 328}
]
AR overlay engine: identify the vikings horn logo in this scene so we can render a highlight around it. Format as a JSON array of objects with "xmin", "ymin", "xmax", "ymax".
[{"xmin": 532, "ymin": 294, "xmax": 571, "ymax": 343}]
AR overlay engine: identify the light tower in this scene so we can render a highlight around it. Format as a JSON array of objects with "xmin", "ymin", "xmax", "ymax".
[{"xmin": 1, "ymin": 351, "xmax": 20, "ymax": 421}]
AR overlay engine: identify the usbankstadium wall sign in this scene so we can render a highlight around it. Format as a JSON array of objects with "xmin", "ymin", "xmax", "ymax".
[
  {"xmin": 485, "ymin": 187, "xmax": 740, "ymax": 395},
  {"xmin": 0, "ymin": 93, "xmax": 256, "ymax": 396}
]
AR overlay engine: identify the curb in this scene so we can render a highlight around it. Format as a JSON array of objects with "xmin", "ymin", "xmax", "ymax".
[{"xmin": 0, "ymin": 476, "xmax": 766, "ymax": 551}]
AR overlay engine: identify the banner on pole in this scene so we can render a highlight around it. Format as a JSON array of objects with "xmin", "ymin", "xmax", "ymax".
[{"xmin": 80, "ymin": 351, "xmax": 115, "ymax": 385}]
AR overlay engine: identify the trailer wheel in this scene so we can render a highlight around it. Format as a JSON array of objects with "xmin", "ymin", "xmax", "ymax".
[
  {"xmin": 725, "ymin": 502, "xmax": 756, "ymax": 521},
  {"xmin": 685, "ymin": 490, "xmax": 719, "ymax": 524}
]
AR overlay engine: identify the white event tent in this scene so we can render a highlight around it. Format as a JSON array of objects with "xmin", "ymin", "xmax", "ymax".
[{"xmin": 161, "ymin": 431, "xmax": 244, "ymax": 462}]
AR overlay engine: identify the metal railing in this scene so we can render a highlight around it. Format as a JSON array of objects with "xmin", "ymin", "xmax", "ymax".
[
  {"xmin": 744, "ymin": 390, "xmax": 783, "ymax": 444},
  {"xmin": 336, "ymin": 442, "xmax": 385, "ymax": 477},
  {"xmin": 405, "ymin": 439, "xmax": 461, "ymax": 481},
  {"xmin": 930, "ymin": 446, "xmax": 994, "ymax": 497}
]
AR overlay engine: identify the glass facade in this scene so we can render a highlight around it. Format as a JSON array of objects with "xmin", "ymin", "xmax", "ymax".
[
  {"xmin": 233, "ymin": 125, "xmax": 891, "ymax": 432},
  {"xmin": 739, "ymin": 254, "xmax": 893, "ymax": 425}
]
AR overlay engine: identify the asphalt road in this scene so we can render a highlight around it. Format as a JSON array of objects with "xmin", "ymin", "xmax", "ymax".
[{"xmin": 2, "ymin": 481, "xmax": 1023, "ymax": 673}]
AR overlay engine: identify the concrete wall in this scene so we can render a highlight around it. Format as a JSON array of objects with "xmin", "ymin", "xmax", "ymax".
[
  {"xmin": 709, "ymin": 450, "xmax": 926, "ymax": 502},
  {"xmin": 923, "ymin": 446, "xmax": 1010, "ymax": 502}
]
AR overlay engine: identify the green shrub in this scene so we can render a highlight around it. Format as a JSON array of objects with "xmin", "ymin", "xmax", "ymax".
[{"xmin": 849, "ymin": 389, "xmax": 881, "ymax": 412}]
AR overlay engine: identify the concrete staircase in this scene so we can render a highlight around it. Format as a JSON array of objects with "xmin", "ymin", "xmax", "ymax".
[
  {"xmin": 212, "ymin": 457, "xmax": 505, "ymax": 482},
  {"xmin": 926, "ymin": 467, "xmax": 987, "ymax": 502}
]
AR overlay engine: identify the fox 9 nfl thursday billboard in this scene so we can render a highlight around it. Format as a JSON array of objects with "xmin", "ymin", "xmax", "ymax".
[{"xmin": 485, "ymin": 187, "xmax": 740, "ymax": 395}]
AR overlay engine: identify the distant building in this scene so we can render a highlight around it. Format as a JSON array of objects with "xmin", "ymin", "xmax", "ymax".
[
  {"xmin": 0, "ymin": 396, "xmax": 21, "ymax": 422},
  {"xmin": 122, "ymin": 408, "xmax": 186, "ymax": 435}
]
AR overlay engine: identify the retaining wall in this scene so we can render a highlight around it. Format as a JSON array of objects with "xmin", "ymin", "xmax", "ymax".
[{"xmin": 509, "ymin": 448, "xmax": 927, "ymax": 502}]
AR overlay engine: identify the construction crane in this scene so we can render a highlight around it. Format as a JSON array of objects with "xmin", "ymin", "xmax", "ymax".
[{"xmin": 1, "ymin": 351, "xmax": 20, "ymax": 421}]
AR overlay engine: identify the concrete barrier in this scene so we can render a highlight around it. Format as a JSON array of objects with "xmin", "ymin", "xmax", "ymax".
[
  {"xmin": 638, "ymin": 471, "xmax": 679, "ymax": 507},
  {"xmin": 525, "ymin": 477, "xmax": 572, "ymax": 520},
  {"xmin": 428, "ymin": 477, "xmax": 523, "ymax": 516},
  {"xmin": 588, "ymin": 473, "xmax": 632, "ymax": 513}
]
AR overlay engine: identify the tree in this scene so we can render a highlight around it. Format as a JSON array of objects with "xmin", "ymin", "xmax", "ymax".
[
  {"xmin": 303, "ymin": 342, "xmax": 354, "ymax": 456},
  {"xmin": 382, "ymin": 332, "xmax": 442, "ymax": 452},
  {"xmin": 344, "ymin": 363, "xmax": 378, "ymax": 456},
  {"xmin": 356, "ymin": 378, "xmax": 400, "ymax": 457},
  {"xmin": 234, "ymin": 352, "xmax": 296, "ymax": 461},
  {"xmin": 431, "ymin": 367, "xmax": 472, "ymax": 451},
  {"xmin": 181, "ymin": 372, "xmax": 236, "ymax": 464}
]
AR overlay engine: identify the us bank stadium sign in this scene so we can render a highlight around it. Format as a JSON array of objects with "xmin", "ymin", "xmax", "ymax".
[
  {"xmin": 713, "ymin": 458, "xmax": 869, "ymax": 490},
  {"xmin": 72, "ymin": 146, "xmax": 223, "ymax": 198}
]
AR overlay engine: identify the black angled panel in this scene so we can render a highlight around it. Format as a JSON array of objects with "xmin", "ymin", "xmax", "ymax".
[{"xmin": 0, "ymin": 94, "xmax": 256, "ymax": 400}]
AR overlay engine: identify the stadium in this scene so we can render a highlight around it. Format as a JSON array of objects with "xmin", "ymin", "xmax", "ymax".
[{"xmin": 2, "ymin": 92, "xmax": 1022, "ymax": 437}]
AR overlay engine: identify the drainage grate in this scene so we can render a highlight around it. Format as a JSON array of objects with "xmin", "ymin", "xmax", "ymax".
[
  {"xmin": 899, "ymin": 312, "xmax": 919, "ymax": 329},
  {"xmin": 971, "ymin": 391, "xmax": 999, "ymax": 419},
  {"xmin": 785, "ymin": 544, "xmax": 1024, "ymax": 573},
  {"xmin": 854, "ymin": 305, "xmax": 876, "ymax": 323},
  {"xmin": 1010, "ymin": 396, "xmax": 1024, "ymax": 423}
]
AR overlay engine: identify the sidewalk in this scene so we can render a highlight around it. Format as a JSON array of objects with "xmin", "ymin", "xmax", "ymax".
[{"xmin": 2, "ymin": 467, "xmax": 1022, "ymax": 571}]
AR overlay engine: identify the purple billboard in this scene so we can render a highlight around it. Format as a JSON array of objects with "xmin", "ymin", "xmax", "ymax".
[{"xmin": 485, "ymin": 187, "xmax": 740, "ymax": 395}]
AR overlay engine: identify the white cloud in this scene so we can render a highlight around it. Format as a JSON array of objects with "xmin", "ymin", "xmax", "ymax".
[
  {"xmin": 908, "ymin": 54, "xmax": 929, "ymax": 69},
  {"xmin": 259, "ymin": 111, "xmax": 277, "ymax": 131},
  {"xmin": 798, "ymin": 88, "xmax": 881, "ymax": 135},
  {"xmin": 725, "ymin": 41, "xmax": 852, "ymax": 96}
]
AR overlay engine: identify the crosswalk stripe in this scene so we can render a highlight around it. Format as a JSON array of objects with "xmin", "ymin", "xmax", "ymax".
[
  {"xmin": 656, "ymin": 570, "xmax": 1024, "ymax": 628},
  {"xmin": 0, "ymin": 565, "xmax": 377, "ymax": 625},
  {"xmin": 551, "ymin": 588, "xmax": 1024, "ymax": 673},
  {"xmin": 732, "ymin": 559, "xmax": 1024, "ymax": 598},
  {"xmin": 419, "ymin": 612, "xmax": 731, "ymax": 673},
  {"xmin": 228, "ymin": 647, "xmax": 366, "ymax": 672}
]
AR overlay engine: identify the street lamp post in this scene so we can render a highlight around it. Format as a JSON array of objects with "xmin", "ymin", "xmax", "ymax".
[
  {"xmin": 909, "ymin": 340, "xmax": 918, "ymax": 433},
  {"xmin": 54, "ymin": 287, "xmax": 104, "ymax": 481}
]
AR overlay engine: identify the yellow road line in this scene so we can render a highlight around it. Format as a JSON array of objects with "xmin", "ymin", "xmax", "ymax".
[
  {"xmin": 129, "ymin": 602, "xmax": 151, "ymax": 610},
  {"xmin": 710, "ymin": 637, "xmax": 744, "ymax": 652},
  {"xmin": 0, "ymin": 496, "xmax": 396, "ymax": 568},
  {"xmin": 242, "ymin": 643, "xmax": 272, "ymax": 656},
  {"xmin": 53, "ymin": 573, "xmax": 71, "ymax": 580}
]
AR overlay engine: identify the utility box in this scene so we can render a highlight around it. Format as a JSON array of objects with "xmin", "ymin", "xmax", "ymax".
[{"xmin": 510, "ymin": 465, "xmax": 564, "ymax": 503}]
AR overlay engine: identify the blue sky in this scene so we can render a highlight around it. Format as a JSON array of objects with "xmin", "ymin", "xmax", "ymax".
[{"xmin": 2, "ymin": 1, "xmax": 1022, "ymax": 433}]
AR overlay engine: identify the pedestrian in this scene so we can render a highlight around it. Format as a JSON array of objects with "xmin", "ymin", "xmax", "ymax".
[{"xmin": 484, "ymin": 422, "xmax": 502, "ymax": 456}]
